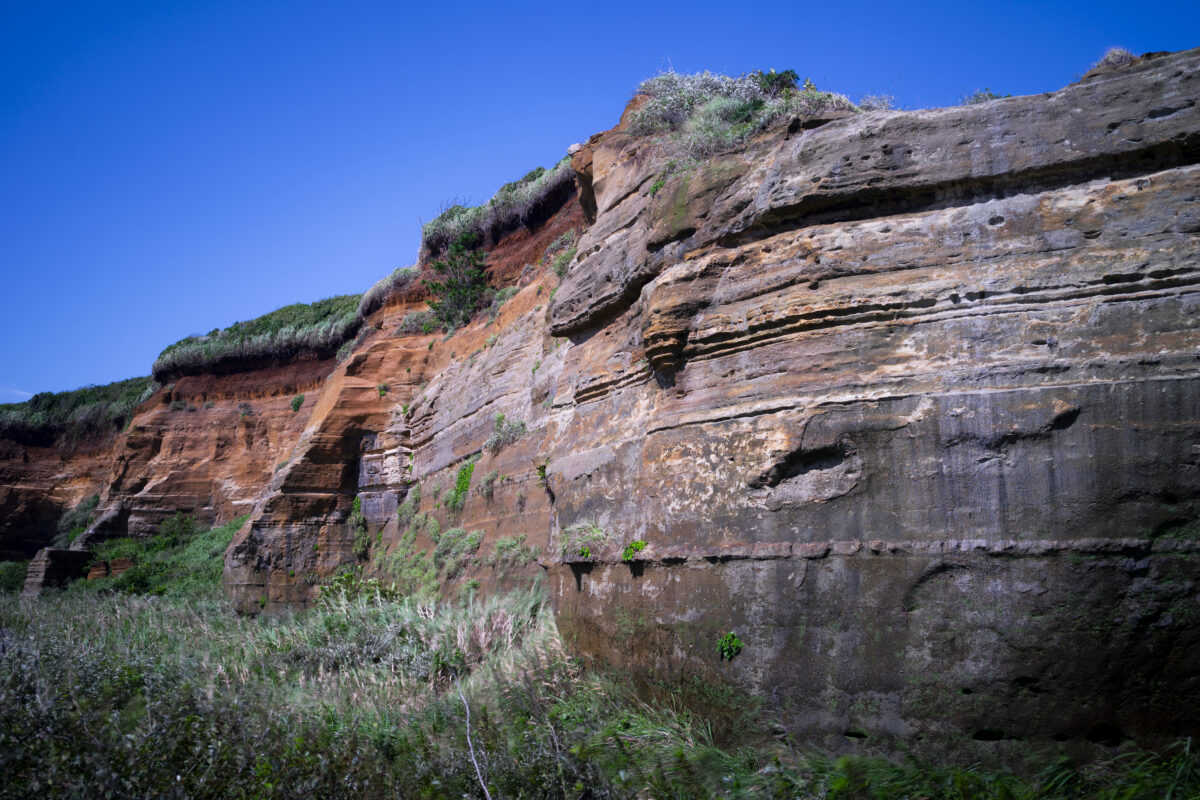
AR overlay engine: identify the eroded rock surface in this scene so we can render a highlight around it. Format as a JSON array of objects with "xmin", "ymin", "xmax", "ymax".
[
  {"xmin": 539, "ymin": 49, "xmax": 1200, "ymax": 758},
  {"xmin": 226, "ymin": 48, "xmax": 1199, "ymax": 759}
]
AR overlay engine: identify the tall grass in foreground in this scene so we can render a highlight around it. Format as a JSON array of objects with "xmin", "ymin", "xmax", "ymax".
[{"xmin": 1, "ymin": 522, "xmax": 1196, "ymax": 798}]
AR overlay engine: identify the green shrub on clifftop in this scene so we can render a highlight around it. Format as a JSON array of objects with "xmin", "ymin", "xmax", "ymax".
[
  {"xmin": 423, "ymin": 233, "xmax": 490, "ymax": 331},
  {"xmin": 152, "ymin": 295, "xmax": 361, "ymax": 380},
  {"xmin": 628, "ymin": 70, "xmax": 856, "ymax": 159},
  {"xmin": 0, "ymin": 377, "xmax": 156, "ymax": 446},
  {"xmin": 421, "ymin": 158, "xmax": 575, "ymax": 255}
]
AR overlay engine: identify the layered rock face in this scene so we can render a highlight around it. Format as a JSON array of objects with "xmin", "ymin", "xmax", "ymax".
[
  {"xmin": 540, "ymin": 50, "xmax": 1200, "ymax": 757},
  {"xmin": 0, "ymin": 436, "xmax": 113, "ymax": 559},
  {"xmin": 225, "ymin": 48, "xmax": 1200, "ymax": 759},
  {"xmin": 75, "ymin": 361, "xmax": 332, "ymax": 546},
  {"xmin": 5, "ymin": 359, "xmax": 331, "ymax": 596}
]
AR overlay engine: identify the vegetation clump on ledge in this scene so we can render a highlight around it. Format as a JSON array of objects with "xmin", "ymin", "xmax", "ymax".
[
  {"xmin": 152, "ymin": 294, "xmax": 361, "ymax": 380},
  {"xmin": 628, "ymin": 69, "xmax": 858, "ymax": 159},
  {"xmin": 421, "ymin": 158, "xmax": 575, "ymax": 256},
  {"xmin": 357, "ymin": 266, "xmax": 419, "ymax": 320},
  {"xmin": 0, "ymin": 376, "xmax": 157, "ymax": 446}
]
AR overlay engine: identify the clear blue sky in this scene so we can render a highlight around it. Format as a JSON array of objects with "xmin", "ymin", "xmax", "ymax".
[{"xmin": 1, "ymin": 0, "xmax": 1196, "ymax": 400}]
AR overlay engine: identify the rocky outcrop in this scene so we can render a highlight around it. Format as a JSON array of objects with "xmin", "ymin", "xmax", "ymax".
[
  {"xmin": 225, "ymin": 48, "xmax": 1200, "ymax": 762},
  {"xmin": 223, "ymin": 197, "xmax": 581, "ymax": 611},
  {"xmin": 538, "ymin": 48, "xmax": 1200, "ymax": 758},
  {"xmin": 3, "ymin": 46, "xmax": 1197, "ymax": 764},
  {"xmin": 0, "ymin": 436, "xmax": 113, "ymax": 559},
  {"xmin": 73, "ymin": 360, "xmax": 332, "ymax": 547},
  {"xmin": 21, "ymin": 548, "xmax": 90, "ymax": 596}
]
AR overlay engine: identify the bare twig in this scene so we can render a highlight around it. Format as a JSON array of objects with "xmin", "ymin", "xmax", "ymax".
[{"xmin": 458, "ymin": 680, "xmax": 493, "ymax": 800}]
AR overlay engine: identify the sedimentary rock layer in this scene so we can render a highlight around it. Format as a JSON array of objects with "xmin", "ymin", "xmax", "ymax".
[{"xmin": 226, "ymin": 48, "xmax": 1200, "ymax": 759}]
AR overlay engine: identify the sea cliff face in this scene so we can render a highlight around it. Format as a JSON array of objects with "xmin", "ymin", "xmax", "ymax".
[{"xmin": 6, "ymin": 48, "xmax": 1199, "ymax": 759}]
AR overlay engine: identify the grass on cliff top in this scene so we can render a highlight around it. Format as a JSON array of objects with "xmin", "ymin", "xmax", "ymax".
[
  {"xmin": 152, "ymin": 294, "xmax": 361, "ymax": 380},
  {"xmin": 0, "ymin": 375, "xmax": 157, "ymax": 446},
  {"xmin": 421, "ymin": 157, "xmax": 575, "ymax": 256},
  {"xmin": 3, "ymin": 517, "xmax": 1197, "ymax": 798},
  {"xmin": 628, "ymin": 69, "xmax": 858, "ymax": 160}
]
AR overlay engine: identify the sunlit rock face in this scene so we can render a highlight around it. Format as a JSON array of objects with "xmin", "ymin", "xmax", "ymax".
[{"xmin": 220, "ymin": 50, "xmax": 1200, "ymax": 760}]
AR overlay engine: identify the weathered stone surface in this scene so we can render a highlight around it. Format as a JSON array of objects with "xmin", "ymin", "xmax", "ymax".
[
  {"xmin": 532, "ymin": 49, "xmax": 1200, "ymax": 758},
  {"xmin": 223, "ymin": 197, "xmax": 583, "ymax": 613}
]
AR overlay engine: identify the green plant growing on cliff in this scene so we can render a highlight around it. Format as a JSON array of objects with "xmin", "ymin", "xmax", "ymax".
[
  {"xmin": 397, "ymin": 310, "xmax": 440, "ymax": 335},
  {"xmin": 550, "ymin": 244, "xmax": 577, "ymax": 278},
  {"xmin": 433, "ymin": 527, "xmax": 484, "ymax": 579},
  {"xmin": 421, "ymin": 159, "xmax": 575, "ymax": 254},
  {"xmin": 622, "ymin": 540, "xmax": 648, "ymax": 562},
  {"xmin": 485, "ymin": 535, "xmax": 539, "ymax": 569},
  {"xmin": 290, "ymin": 394, "xmax": 304, "ymax": 412},
  {"xmin": 349, "ymin": 496, "xmax": 370, "ymax": 559},
  {"xmin": 484, "ymin": 413, "xmax": 526, "ymax": 453},
  {"xmin": 72, "ymin": 514, "xmax": 246, "ymax": 599},
  {"xmin": 717, "ymin": 631, "xmax": 744, "ymax": 661},
  {"xmin": 377, "ymin": 383, "xmax": 389, "ymax": 397},
  {"xmin": 486, "ymin": 286, "xmax": 519, "ymax": 323},
  {"xmin": 563, "ymin": 521, "xmax": 608, "ymax": 559},
  {"xmin": 53, "ymin": 493, "xmax": 100, "ymax": 547},
  {"xmin": 397, "ymin": 484, "xmax": 420, "ymax": 526},
  {"xmin": 478, "ymin": 469, "xmax": 500, "ymax": 501},
  {"xmin": 445, "ymin": 457, "xmax": 477, "ymax": 513},
  {"xmin": 424, "ymin": 232, "xmax": 490, "ymax": 330}
]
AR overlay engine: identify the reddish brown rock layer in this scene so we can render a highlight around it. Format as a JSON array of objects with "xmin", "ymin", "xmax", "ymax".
[{"xmin": 226, "ymin": 48, "xmax": 1200, "ymax": 761}]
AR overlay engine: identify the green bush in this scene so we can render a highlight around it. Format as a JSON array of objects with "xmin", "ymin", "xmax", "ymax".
[
  {"xmin": 622, "ymin": 540, "xmax": 647, "ymax": 561},
  {"xmin": 53, "ymin": 493, "xmax": 100, "ymax": 547},
  {"xmin": 486, "ymin": 286, "xmax": 519, "ymax": 323},
  {"xmin": 423, "ymin": 232, "xmax": 490, "ymax": 330},
  {"xmin": 0, "ymin": 377, "xmax": 156, "ymax": 446},
  {"xmin": 478, "ymin": 469, "xmax": 500, "ymax": 500},
  {"xmin": 77, "ymin": 514, "xmax": 245, "ymax": 600},
  {"xmin": 717, "ymin": 631, "xmax": 744, "ymax": 661},
  {"xmin": 396, "ymin": 309, "xmax": 440, "ymax": 335},
  {"xmin": 485, "ymin": 535, "xmax": 540, "ymax": 569},
  {"xmin": 290, "ymin": 394, "xmax": 304, "ymax": 412},
  {"xmin": 563, "ymin": 521, "xmax": 608, "ymax": 558},
  {"xmin": 153, "ymin": 295, "xmax": 361, "ymax": 380},
  {"xmin": 0, "ymin": 561, "xmax": 28, "ymax": 593},
  {"xmin": 751, "ymin": 68, "xmax": 798, "ymax": 96},
  {"xmin": 550, "ymin": 243, "xmax": 577, "ymax": 278}
]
